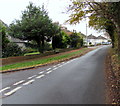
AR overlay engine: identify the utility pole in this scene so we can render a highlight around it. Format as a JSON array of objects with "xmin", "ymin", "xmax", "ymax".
[{"xmin": 85, "ymin": 17, "xmax": 88, "ymax": 47}]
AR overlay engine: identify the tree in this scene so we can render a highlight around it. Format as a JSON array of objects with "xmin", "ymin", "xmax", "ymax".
[
  {"xmin": 61, "ymin": 31, "xmax": 70, "ymax": 48},
  {"xmin": 89, "ymin": 13, "xmax": 116, "ymax": 48},
  {"xmin": 9, "ymin": 3, "xmax": 55, "ymax": 53},
  {"xmin": 0, "ymin": 24, "xmax": 9, "ymax": 49},
  {"xmin": 52, "ymin": 26, "xmax": 62, "ymax": 50},
  {"xmin": 0, "ymin": 21, "xmax": 23, "ymax": 58},
  {"xmin": 51, "ymin": 23, "xmax": 64, "ymax": 50},
  {"xmin": 69, "ymin": 31, "xmax": 82, "ymax": 48},
  {"xmin": 67, "ymin": 1, "xmax": 120, "ymax": 55}
]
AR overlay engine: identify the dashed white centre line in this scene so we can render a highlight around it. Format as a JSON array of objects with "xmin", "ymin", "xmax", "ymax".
[
  {"xmin": 0, "ymin": 87, "xmax": 10, "ymax": 93},
  {"xmin": 62, "ymin": 62, "xmax": 65, "ymax": 64},
  {"xmin": 28, "ymin": 75, "xmax": 37, "ymax": 79},
  {"xmin": 13, "ymin": 80, "xmax": 25, "ymax": 86},
  {"xmin": 53, "ymin": 67, "xmax": 58, "ymax": 70},
  {"xmin": 53, "ymin": 65, "xmax": 57, "ymax": 68},
  {"xmin": 46, "ymin": 70, "xmax": 52, "ymax": 74},
  {"xmin": 39, "ymin": 71, "xmax": 44, "ymax": 74},
  {"xmin": 23, "ymin": 79, "xmax": 35, "ymax": 85},
  {"xmin": 46, "ymin": 68, "xmax": 51, "ymax": 71},
  {"xmin": 4, "ymin": 86, "xmax": 22, "ymax": 96},
  {"xmin": 36, "ymin": 74, "xmax": 45, "ymax": 79}
]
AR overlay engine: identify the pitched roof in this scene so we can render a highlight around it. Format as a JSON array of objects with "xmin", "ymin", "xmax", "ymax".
[
  {"xmin": 97, "ymin": 36, "xmax": 107, "ymax": 40},
  {"xmin": 0, "ymin": 19, "xmax": 8, "ymax": 28},
  {"xmin": 61, "ymin": 26, "xmax": 73, "ymax": 35},
  {"xmin": 87, "ymin": 35, "xmax": 107, "ymax": 40},
  {"xmin": 87, "ymin": 34, "xmax": 97, "ymax": 39}
]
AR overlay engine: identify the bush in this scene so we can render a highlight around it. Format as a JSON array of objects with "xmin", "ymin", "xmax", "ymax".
[
  {"xmin": 2, "ymin": 43, "xmax": 24, "ymax": 58},
  {"xmin": 44, "ymin": 42, "xmax": 52, "ymax": 51}
]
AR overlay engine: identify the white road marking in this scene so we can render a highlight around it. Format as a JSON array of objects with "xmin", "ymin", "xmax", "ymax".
[
  {"xmin": 46, "ymin": 70, "xmax": 52, "ymax": 74},
  {"xmin": 53, "ymin": 67, "xmax": 58, "ymax": 70},
  {"xmin": 66, "ymin": 61, "xmax": 70, "ymax": 64},
  {"xmin": 46, "ymin": 68, "xmax": 51, "ymax": 71},
  {"xmin": 4, "ymin": 86, "xmax": 22, "ymax": 96},
  {"xmin": 70, "ymin": 60, "xmax": 74, "ymax": 62},
  {"xmin": 39, "ymin": 71, "xmax": 44, "ymax": 74},
  {"xmin": 28, "ymin": 75, "xmax": 37, "ymax": 79},
  {"xmin": 58, "ymin": 65, "xmax": 63, "ymax": 68},
  {"xmin": 36, "ymin": 74, "xmax": 45, "ymax": 79},
  {"xmin": 63, "ymin": 62, "xmax": 67, "ymax": 64},
  {"xmin": 0, "ymin": 87, "xmax": 10, "ymax": 93},
  {"xmin": 58, "ymin": 64, "xmax": 61, "ymax": 66},
  {"xmin": 13, "ymin": 80, "xmax": 25, "ymax": 86},
  {"xmin": 62, "ymin": 62, "xmax": 65, "ymax": 64},
  {"xmin": 53, "ymin": 65, "xmax": 57, "ymax": 68},
  {"xmin": 23, "ymin": 79, "xmax": 35, "ymax": 85}
]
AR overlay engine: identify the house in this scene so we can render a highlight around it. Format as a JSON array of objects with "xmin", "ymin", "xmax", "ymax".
[
  {"xmin": 86, "ymin": 34, "xmax": 97, "ymax": 45},
  {"xmin": 61, "ymin": 26, "xmax": 73, "ymax": 35},
  {"xmin": 7, "ymin": 35, "xmax": 27, "ymax": 49},
  {"xmin": 96, "ymin": 35, "xmax": 108, "ymax": 44},
  {"xmin": 0, "ymin": 19, "xmax": 27, "ymax": 49},
  {"xmin": 84, "ymin": 34, "xmax": 110, "ymax": 46}
]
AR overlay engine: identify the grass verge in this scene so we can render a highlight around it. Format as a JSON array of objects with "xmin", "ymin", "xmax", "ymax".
[{"xmin": 1, "ymin": 48, "xmax": 91, "ymax": 72}]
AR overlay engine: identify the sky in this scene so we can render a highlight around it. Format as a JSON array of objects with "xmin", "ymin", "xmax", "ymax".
[{"xmin": 0, "ymin": 0, "xmax": 104, "ymax": 36}]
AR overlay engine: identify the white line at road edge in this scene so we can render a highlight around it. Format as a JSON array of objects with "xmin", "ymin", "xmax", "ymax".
[
  {"xmin": 66, "ymin": 61, "xmax": 71, "ymax": 64},
  {"xmin": 36, "ymin": 74, "xmax": 45, "ymax": 79},
  {"xmin": 57, "ymin": 64, "xmax": 61, "ymax": 66},
  {"xmin": 58, "ymin": 65, "xmax": 63, "ymax": 68},
  {"xmin": 4, "ymin": 86, "xmax": 22, "ymax": 96},
  {"xmin": 13, "ymin": 80, "xmax": 25, "ymax": 86},
  {"xmin": 0, "ymin": 87, "xmax": 10, "ymax": 93},
  {"xmin": 23, "ymin": 79, "xmax": 35, "ymax": 85}
]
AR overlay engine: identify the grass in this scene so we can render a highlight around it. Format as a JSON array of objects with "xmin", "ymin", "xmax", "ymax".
[
  {"xmin": 1, "ymin": 48, "xmax": 88, "ymax": 71},
  {"xmin": 24, "ymin": 52, "xmax": 40, "ymax": 56}
]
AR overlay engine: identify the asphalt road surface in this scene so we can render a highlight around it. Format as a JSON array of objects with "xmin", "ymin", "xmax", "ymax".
[{"xmin": 1, "ymin": 46, "xmax": 110, "ymax": 104}]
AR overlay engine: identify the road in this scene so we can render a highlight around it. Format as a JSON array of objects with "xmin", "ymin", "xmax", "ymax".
[{"xmin": 1, "ymin": 46, "xmax": 110, "ymax": 104}]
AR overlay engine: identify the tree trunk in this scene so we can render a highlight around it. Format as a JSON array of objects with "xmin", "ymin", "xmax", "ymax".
[
  {"xmin": 117, "ymin": 28, "xmax": 120, "ymax": 57},
  {"xmin": 111, "ymin": 19, "xmax": 120, "ymax": 56},
  {"xmin": 36, "ymin": 39, "xmax": 41, "ymax": 54},
  {"xmin": 52, "ymin": 36, "xmax": 56, "ymax": 50},
  {"xmin": 109, "ymin": 33, "xmax": 115, "ymax": 48},
  {"xmin": 41, "ymin": 37, "xmax": 44, "ymax": 53}
]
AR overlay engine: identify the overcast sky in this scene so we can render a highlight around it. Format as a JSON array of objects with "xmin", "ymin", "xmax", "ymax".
[{"xmin": 0, "ymin": 0, "xmax": 104, "ymax": 36}]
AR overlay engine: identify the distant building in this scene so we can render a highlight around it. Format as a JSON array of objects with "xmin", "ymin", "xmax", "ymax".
[
  {"xmin": 96, "ymin": 35, "xmax": 108, "ymax": 44},
  {"xmin": 7, "ymin": 35, "xmax": 27, "ymax": 49},
  {"xmin": 61, "ymin": 26, "xmax": 73, "ymax": 36},
  {"xmin": 84, "ymin": 34, "xmax": 110, "ymax": 46}
]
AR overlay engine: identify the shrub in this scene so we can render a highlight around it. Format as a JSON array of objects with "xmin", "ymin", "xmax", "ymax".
[{"xmin": 2, "ymin": 43, "xmax": 24, "ymax": 58}]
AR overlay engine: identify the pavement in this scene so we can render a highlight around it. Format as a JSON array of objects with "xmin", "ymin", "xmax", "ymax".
[{"xmin": 1, "ymin": 45, "xmax": 110, "ymax": 104}]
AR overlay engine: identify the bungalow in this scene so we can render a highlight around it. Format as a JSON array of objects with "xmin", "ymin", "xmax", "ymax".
[
  {"xmin": 84, "ymin": 34, "xmax": 109, "ymax": 46},
  {"xmin": 7, "ymin": 35, "xmax": 27, "ymax": 49}
]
